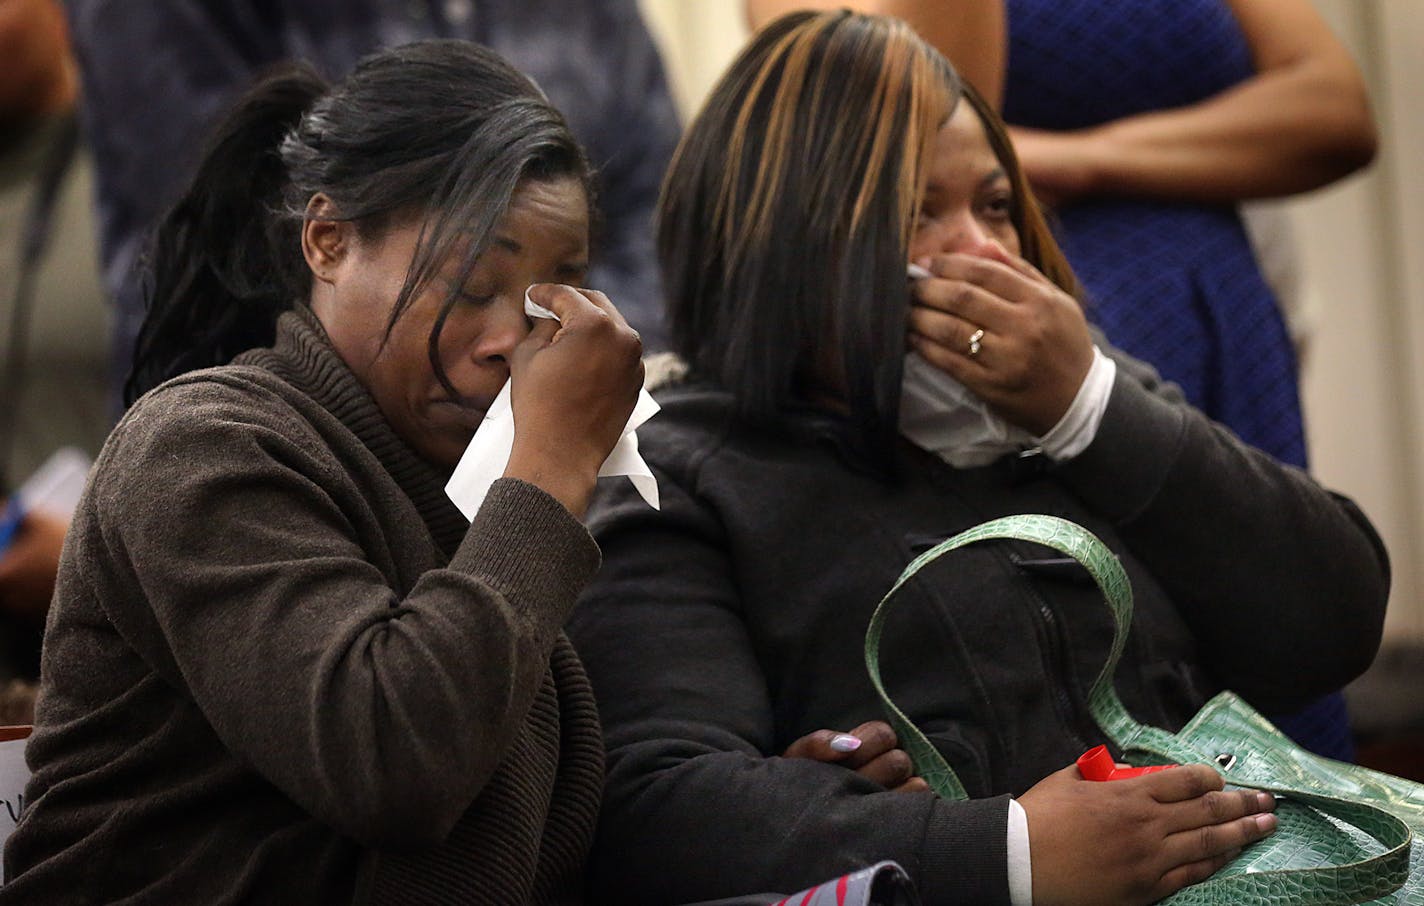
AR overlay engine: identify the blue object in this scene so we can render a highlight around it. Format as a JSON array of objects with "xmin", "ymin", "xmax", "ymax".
[
  {"xmin": 0, "ymin": 494, "xmax": 24, "ymax": 558},
  {"xmin": 1003, "ymin": 0, "xmax": 1346, "ymax": 759},
  {"xmin": 1003, "ymin": 0, "xmax": 1308, "ymax": 469}
]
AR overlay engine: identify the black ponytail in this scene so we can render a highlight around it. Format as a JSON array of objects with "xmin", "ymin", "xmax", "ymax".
[
  {"xmin": 126, "ymin": 65, "xmax": 326, "ymax": 406},
  {"xmin": 125, "ymin": 40, "xmax": 589, "ymax": 407}
]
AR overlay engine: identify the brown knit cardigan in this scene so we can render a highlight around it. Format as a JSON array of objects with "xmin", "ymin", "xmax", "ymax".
[{"xmin": 1, "ymin": 308, "xmax": 604, "ymax": 904}]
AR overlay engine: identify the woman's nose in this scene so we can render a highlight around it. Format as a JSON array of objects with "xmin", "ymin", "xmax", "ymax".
[
  {"xmin": 469, "ymin": 298, "xmax": 532, "ymax": 365},
  {"xmin": 928, "ymin": 213, "xmax": 990, "ymax": 255}
]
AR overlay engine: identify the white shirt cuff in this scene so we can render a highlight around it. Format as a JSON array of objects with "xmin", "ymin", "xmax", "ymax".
[
  {"xmin": 1007, "ymin": 798, "xmax": 1033, "ymax": 906},
  {"xmin": 1034, "ymin": 346, "xmax": 1116, "ymax": 462}
]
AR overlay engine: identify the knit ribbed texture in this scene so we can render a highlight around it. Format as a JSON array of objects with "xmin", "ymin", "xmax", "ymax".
[
  {"xmin": 367, "ymin": 640, "xmax": 602, "ymax": 906},
  {"xmin": 3, "ymin": 309, "xmax": 603, "ymax": 905},
  {"xmin": 531, "ymin": 643, "xmax": 604, "ymax": 904},
  {"xmin": 252, "ymin": 309, "xmax": 605, "ymax": 905},
  {"xmin": 918, "ymin": 796, "xmax": 1013, "ymax": 904},
  {"xmin": 243, "ymin": 307, "xmax": 472, "ymax": 555}
]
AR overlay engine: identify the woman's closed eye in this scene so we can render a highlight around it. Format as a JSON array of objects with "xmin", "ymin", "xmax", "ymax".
[
  {"xmin": 553, "ymin": 263, "xmax": 589, "ymax": 286},
  {"xmin": 459, "ymin": 289, "xmax": 497, "ymax": 306}
]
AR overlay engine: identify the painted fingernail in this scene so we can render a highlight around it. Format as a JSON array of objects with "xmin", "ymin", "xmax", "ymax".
[
  {"xmin": 829, "ymin": 734, "xmax": 862, "ymax": 753},
  {"xmin": 1255, "ymin": 813, "xmax": 1278, "ymax": 833}
]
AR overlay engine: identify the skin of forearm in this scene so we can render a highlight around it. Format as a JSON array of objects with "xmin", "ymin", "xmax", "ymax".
[
  {"xmin": 503, "ymin": 450, "xmax": 599, "ymax": 520},
  {"xmin": 0, "ymin": 0, "xmax": 77, "ymax": 121},
  {"xmin": 1013, "ymin": 57, "xmax": 1377, "ymax": 205},
  {"xmin": 868, "ymin": 0, "xmax": 1005, "ymax": 108}
]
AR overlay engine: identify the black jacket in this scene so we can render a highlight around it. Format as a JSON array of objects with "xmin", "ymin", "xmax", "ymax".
[{"xmin": 568, "ymin": 349, "xmax": 1388, "ymax": 905}]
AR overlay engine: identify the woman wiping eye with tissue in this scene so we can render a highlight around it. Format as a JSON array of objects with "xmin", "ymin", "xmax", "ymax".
[
  {"xmin": 4, "ymin": 37, "xmax": 884, "ymax": 904},
  {"xmin": 443, "ymin": 288, "xmax": 661, "ymax": 521},
  {"xmin": 3, "ymin": 40, "xmax": 646, "ymax": 905}
]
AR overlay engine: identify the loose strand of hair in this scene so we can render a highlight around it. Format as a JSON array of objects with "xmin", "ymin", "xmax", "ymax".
[{"xmin": 401, "ymin": 102, "xmax": 585, "ymax": 396}]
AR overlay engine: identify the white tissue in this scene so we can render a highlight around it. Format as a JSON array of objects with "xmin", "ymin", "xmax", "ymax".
[
  {"xmin": 900, "ymin": 264, "xmax": 1113, "ymax": 466},
  {"xmin": 899, "ymin": 352, "xmax": 1037, "ymax": 467},
  {"xmin": 901, "ymin": 263, "xmax": 1035, "ymax": 466},
  {"xmin": 444, "ymin": 289, "xmax": 661, "ymax": 520}
]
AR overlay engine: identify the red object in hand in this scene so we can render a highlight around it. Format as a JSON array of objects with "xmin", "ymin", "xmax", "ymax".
[{"xmin": 1077, "ymin": 745, "xmax": 1176, "ymax": 781}]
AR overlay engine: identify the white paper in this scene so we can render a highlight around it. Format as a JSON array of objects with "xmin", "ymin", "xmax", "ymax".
[
  {"xmin": 901, "ymin": 265, "xmax": 1111, "ymax": 466},
  {"xmin": 0, "ymin": 733, "xmax": 32, "ymax": 883},
  {"xmin": 17, "ymin": 447, "xmax": 91, "ymax": 518},
  {"xmin": 899, "ymin": 352, "xmax": 1037, "ymax": 467},
  {"xmin": 444, "ymin": 289, "xmax": 660, "ymax": 520}
]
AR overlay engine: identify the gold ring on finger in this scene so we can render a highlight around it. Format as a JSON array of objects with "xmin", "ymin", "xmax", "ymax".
[{"xmin": 967, "ymin": 328, "xmax": 985, "ymax": 357}]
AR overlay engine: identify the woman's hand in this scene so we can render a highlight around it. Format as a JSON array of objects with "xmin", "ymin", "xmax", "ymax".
[
  {"xmin": 907, "ymin": 240, "xmax": 1094, "ymax": 435},
  {"xmin": 505, "ymin": 284, "xmax": 644, "ymax": 518},
  {"xmin": 1019, "ymin": 762, "xmax": 1278, "ymax": 905},
  {"xmin": 782, "ymin": 720, "xmax": 928, "ymax": 793},
  {"xmin": 0, "ymin": 508, "xmax": 68, "ymax": 625}
]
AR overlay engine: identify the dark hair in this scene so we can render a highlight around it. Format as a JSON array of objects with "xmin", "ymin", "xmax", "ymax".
[
  {"xmin": 127, "ymin": 39, "xmax": 590, "ymax": 405},
  {"xmin": 658, "ymin": 11, "xmax": 1078, "ymax": 465}
]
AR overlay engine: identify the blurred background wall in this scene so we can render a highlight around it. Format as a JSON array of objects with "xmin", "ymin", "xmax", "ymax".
[
  {"xmin": 0, "ymin": 130, "xmax": 109, "ymax": 483},
  {"xmin": 1289, "ymin": 1, "xmax": 1424, "ymax": 648}
]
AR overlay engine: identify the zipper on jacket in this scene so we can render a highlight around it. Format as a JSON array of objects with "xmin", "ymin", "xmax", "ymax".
[
  {"xmin": 904, "ymin": 531, "xmax": 1100, "ymax": 753},
  {"xmin": 1017, "ymin": 563, "xmax": 1097, "ymax": 753}
]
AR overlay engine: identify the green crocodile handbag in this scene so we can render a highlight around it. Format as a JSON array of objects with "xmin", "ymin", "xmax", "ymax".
[{"xmin": 866, "ymin": 514, "xmax": 1423, "ymax": 904}]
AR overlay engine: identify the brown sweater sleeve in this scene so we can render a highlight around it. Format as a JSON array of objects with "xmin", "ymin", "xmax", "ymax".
[{"xmin": 82, "ymin": 380, "xmax": 600, "ymax": 849}]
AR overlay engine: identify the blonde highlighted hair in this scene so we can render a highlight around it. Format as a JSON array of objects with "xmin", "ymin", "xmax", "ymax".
[
  {"xmin": 659, "ymin": 10, "xmax": 1077, "ymax": 465},
  {"xmin": 710, "ymin": 13, "xmax": 953, "ymax": 271}
]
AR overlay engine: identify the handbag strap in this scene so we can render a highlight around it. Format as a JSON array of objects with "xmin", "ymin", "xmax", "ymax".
[
  {"xmin": 865, "ymin": 514, "xmax": 1129, "ymax": 800},
  {"xmin": 867, "ymin": 514, "xmax": 1270, "ymax": 779},
  {"xmin": 864, "ymin": 514, "xmax": 1412, "ymax": 902}
]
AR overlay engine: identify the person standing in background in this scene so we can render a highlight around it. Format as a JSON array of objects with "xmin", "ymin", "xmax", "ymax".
[
  {"xmin": 999, "ymin": 0, "xmax": 1375, "ymax": 472},
  {"xmin": 62, "ymin": 0, "xmax": 683, "ymax": 404},
  {"xmin": 998, "ymin": 0, "xmax": 1376, "ymax": 762}
]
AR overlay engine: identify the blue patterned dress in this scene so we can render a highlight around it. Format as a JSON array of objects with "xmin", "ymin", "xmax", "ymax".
[
  {"xmin": 1004, "ymin": 0, "xmax": 1307, "ymax": 469},
  {"xmin": 1004, "ymin": 0, "xmax": 1352, "ymax": 760}
]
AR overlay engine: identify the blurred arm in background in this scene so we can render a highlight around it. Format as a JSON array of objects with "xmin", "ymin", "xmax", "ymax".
[
  {"xmin": 1007, "ymin": 0, "xmax": 1377, "ymax": 207},
  {"xmin": 0, "ymin": 0, "xmax": 76, "ymax": 130}
]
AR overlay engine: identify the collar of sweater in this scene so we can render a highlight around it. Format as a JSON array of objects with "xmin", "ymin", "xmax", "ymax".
[{"xmin": 235, "ymin": 306, "xmax": 471, "ymax": 556}]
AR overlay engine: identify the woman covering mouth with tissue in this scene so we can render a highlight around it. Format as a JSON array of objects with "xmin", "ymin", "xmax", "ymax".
[
  {"xmin": 567, "ymin": 11, "xmax": 1389, "ymax": 906},
  {"xmin": 3, "ymin": 41, "xmax": 645, "ymax": 905}
]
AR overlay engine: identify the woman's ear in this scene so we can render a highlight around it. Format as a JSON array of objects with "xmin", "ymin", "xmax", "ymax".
[{"xmin": 301, "ymin": 193, "xmax": 352, "ymax": 286}]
